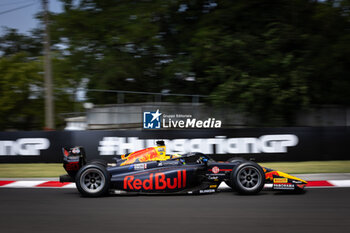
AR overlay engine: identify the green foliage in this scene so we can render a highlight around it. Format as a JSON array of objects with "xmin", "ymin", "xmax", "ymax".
[
  {"xmin": 0, "ymin": 53, "xmax": 44, "ymax": 130},
  {"xmin": 0, "ymin": 28, "xmax": 42, "ymax": 58},
  {"xmin": 170, "ymin": 0, "xmax": 349, "ymax": 125},
  {"xmin": 0, "ymin": 0, "xmax": 349, "ymax": 129},
  {"xmin": 0, "ymin": 53, "xmax": 81, "ymax": 130},
  {"xmin": 50, "ymin": 0, "xmax": 176, "ymax": 103},
  {"xmin": 0, "ymin": 28, "xmax": 81, "ymax": 130}
]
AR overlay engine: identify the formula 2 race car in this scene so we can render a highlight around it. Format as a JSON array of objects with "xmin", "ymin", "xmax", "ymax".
[{"xmin": 59, "ymin": 141, "xmax": 307, "ymax": 197}]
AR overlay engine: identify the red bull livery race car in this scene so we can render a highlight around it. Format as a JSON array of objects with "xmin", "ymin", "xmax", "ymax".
[{"xmin": 60, "ymin": 141, "xmax": 307, "ymax": 197}]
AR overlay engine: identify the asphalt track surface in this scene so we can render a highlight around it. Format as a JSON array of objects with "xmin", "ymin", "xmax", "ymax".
[{"xmin": 0, "ymin": 188, "xmax": 349, "ymax": 233}]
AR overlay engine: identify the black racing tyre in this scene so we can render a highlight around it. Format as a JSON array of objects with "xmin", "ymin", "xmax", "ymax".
[
  {"xmin": 225, "ymin": 157, "xmax": 248, "ymax": 188},
  {"xmin": 86, "ymin": 159, "xmax": 108, "ymax": 167},
  {"xmin": 231, "ymin": 161, "xmax": 265, "ymax": 195},
  {"xmin": 75, "ymin": 164, "xmax": 110, "ymax": 197},
  {"xmin": 227, "ymin": 157, "xmax": 248, "ymax": 163}
]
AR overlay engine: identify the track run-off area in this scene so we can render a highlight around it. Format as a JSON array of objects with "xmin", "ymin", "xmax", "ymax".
[{"xmin": 0, "ymin": 187, "xmax": 349, "ymax": 233}]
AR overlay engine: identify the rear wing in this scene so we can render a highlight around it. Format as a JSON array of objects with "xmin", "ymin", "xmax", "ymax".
[{"xmin": 62, "ymin": 147, "xmax": 86, "ymax": 177}]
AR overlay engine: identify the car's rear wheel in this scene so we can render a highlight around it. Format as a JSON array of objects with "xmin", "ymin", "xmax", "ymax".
[
  {"xmin": 76, "ymin": 164, "xmax": 110, "ymax": 197},
  {"xmin": 231, "ymin": 161, "xmax": 264, "ymax": 195},
  {"xmin": 86, "ymin": 159, "xmax": 108, "ymax": 167}
]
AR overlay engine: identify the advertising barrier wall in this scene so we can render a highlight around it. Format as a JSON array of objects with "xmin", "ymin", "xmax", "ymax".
[{"xmin": 0, "ymin": 127, "xmax": 349, "ymax": 163}]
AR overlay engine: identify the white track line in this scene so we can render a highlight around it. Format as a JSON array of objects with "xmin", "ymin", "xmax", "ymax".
[
  {"xmin": 328, "ymin": 180, "xmax": 350, "ymax": 187},
  {"xmin": 60, "ymin": 183, "xmax": 76, "ymax": 188},
  {"xmin": 3, "ymin": 181, "xmax": 44, "ymax": 188}
]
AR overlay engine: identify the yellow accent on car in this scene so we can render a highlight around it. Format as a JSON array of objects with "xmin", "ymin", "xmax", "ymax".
[
  {"xmin": 120, "ymin": 145, "xmax": 170, "ymax": 166},
  {"xmin": 276, "ymin": 171, "xmax": 307, "ymax": 183}
]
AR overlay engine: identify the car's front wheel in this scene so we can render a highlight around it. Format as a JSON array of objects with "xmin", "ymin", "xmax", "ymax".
[
  {"xmin": 225, "ymin": 157, "xmax": 248, "ymax": 189},
  {"xmin": 75, "ymin": 164, "xmax": 110, "ymax": 197},
  {"xmin": 230, "ymin": 162, "xmax": 265, "ymax": 195}
]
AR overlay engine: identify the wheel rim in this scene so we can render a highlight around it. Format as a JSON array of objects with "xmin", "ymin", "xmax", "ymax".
[
  {"xmin": 237, "ymin": 166, "xmax": 261, "ymax": 190},
  {"xmin": 80, "ymin": 168, "xmax": 105, "ymax": 194}
]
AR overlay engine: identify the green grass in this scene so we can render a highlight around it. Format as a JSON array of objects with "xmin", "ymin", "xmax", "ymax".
[
  {"xmin": 0, "ymin": 163, "xmax": 65, "ymax": 178},
  {"xmin": 259, "ymin": 160, "xmax": 350, "ymax": 174},
  {"xmin": 0, "ymin": 161, "xmax": 349, "ymax": 178}
]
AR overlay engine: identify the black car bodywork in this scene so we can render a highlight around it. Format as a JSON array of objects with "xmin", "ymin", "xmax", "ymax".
[{"xmin": 60, "ymin": 142, "xmax": 307, "ymax": 197}]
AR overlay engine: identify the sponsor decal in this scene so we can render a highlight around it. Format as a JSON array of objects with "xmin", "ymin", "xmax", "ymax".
[
  {"xmin": 212, "ymin": 166, "xmax": 220, "ymax": 174},
  {"xmin": 273, "ymin": 183, "xmax": 295, "ymax": 190},
  {"xmin": 98, "ymin": 134, "xmax": 298, "ymax": 155},
  {"xmin": 0, "ymin": 138, "xmax": 50, "ymax": 156},
  {"xmin": 113, "ymin": 190, "xmax": 128, "ymax": 194},
  {"xmin": 133, "ymin": 163, "xmax": 147, "ymax": 170},
  {"xmin": 162, "ymin": 161, "xmax": 180, "ymax": 166},
  {"xmin": 273, "ymin": 178, "xmax": 288, "ymax": 183},
  {"xmin": 292, "ymin": 180, "xmax": 303, "ymax": 184},
  {"xmin": 199, "ymin": 189, "xmax": 215, "ymax": 193},
  {"xmin": 207, "ymin": 176, "xmax": 219, "ymax": 180},
  {"xmin": 66, "ymin": 156, "xmax": 80, "ymax": 160},
  {"xmin": 71, "ymin": 147, "xmax": 80, "ymax": 154},
  {"xmin": 157, "ymin": 147, "xmax": 165, "ymax": 152},
  {"xmin": 123, "ymin": 170, "xmax": 186, "ymax": 190}
]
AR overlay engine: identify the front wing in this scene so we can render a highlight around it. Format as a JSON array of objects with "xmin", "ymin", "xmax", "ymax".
[{"xmin": 263, "ymin": 167, "xmax": 307, "ymax": 191}]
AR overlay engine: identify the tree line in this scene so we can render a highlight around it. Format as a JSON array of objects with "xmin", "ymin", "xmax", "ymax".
[{"xmin": 0, "ymin": 0, "xmax": 349, "ymax": 130}]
